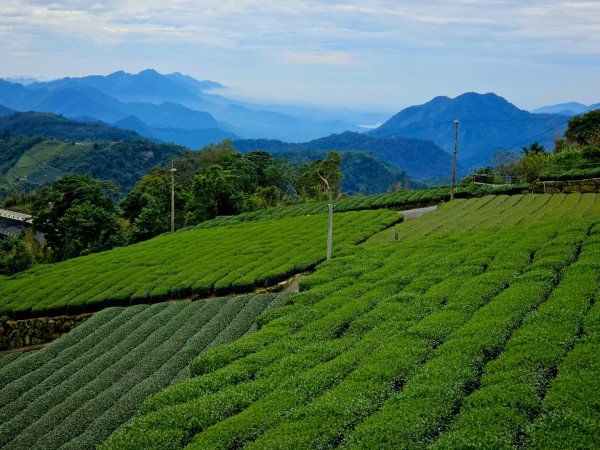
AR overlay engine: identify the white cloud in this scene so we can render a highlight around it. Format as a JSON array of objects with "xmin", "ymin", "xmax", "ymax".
[
  {"xmin": 283, "ymin": 51, "xmax": 355, "ymax": 66},
  {"xmin": 0, "ymin": 0, "xmax": 598, "ymax": 108}
]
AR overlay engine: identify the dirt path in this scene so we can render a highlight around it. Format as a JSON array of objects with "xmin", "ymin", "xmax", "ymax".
[{"xmin": 400, "ymin": 205, "xmax": 438, "ymax": 219}]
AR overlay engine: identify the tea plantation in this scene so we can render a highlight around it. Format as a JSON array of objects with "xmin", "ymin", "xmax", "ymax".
[
  {"xmin": 2, "ymin": 192, "xmax": 599, "ymax": 449},
  {"xmin": 0, "ymin": 209, "xmax": 399, "ymax": 317},
  {"xmin": 0, "ymin": 294, "xmax": 288, "ymax": 450},
  {"xmin": 101, "ymin": 193, "xmax": 600, "ymax": 449}
]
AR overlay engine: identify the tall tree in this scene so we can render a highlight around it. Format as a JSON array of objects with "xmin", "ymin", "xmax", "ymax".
[
  {"xmin": 0, "ymin": 236, "xmax": 32, "ymax": 275},
  {"xmin": 32, "ymin": 174, "xmax": 121, "ymax": 260},
  {"xmin": 565, "ymin": 110, "xmax": 600, "ymax": 147},
  {"xmin": 296, "ymin": 152, "xmax": 342, "ymax": 201}
]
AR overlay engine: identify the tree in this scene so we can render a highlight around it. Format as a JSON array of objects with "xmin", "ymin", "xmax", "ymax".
[
  {"xmin": 296, "ymin": 152, "xmax": 342, "ymax": 201},
  {"xmin": 565, "ymin": 110, "xmax": 600, "ymax": 147},
  {"xmin": 59, "ymin": 201, "xmax": 121, "ymax": 259},
  {"xmin": 521, "ymin": 142, "xmax": 546, "ymax": 156},
  {"xmin": 0, "ymin": 236, "xmax": 32, "ymax": 275},
  {"xmin": 121, "ymin": 174, "xmax": 186, "ymax": 243},
  {"xmin": 490, "ymin": 150, "xmax": 518, "ymax": 177},
  {"xmin": 184, "ymin": 165, "xmax": 245, "ymax": 224},
  {"xmin": 32, "ymin": 174, "xmax": 121, "ymax": 260}
]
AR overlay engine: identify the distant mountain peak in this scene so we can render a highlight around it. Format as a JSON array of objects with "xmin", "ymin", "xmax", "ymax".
[{"xmin": 370, "ymin": 92, "xmax": 569, "ymax": 167}]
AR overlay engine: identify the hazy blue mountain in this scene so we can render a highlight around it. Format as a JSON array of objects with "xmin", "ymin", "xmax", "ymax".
[
  {"xmin": 0, "ymin": 104, "xmax": 15, "ymax": 117},
  {"xmin": 0, "ymin": 80, "xmax": 48, "ymax": 110},
  {"xmin": 2, "ymin": 70, "xmax": 364, "ymax": 142},
  {"xmin": 0, "ymin": 81, "xmax": 232, "ymax": 147},
  {"xmin": 1, "ymin": 77, "xmax": 39, "ymax": 86},
  {"xmin": 115, "ymin": 115, "xmax": 238, "ymax": 149},
  {"xmin": 234, "ymin": 131, "xmax": 455, "ymax": 180},
  {"xmin": 35, "ymin": 83, "xmax": 127, "ymax": 123},
  {"xmin": 370, "ymin": 92, "xmax": 570, "ymax": 168},
  {"xmin": 0, "ymin": 111, "xmax": 141, "ymax": 141},
  {"xmin": 531, "ymin": 102, "xmax": 594, "ymax": 116},
  {"xmin": 29, "ymin": 69, "xmax": 216, "ymax": 105}
]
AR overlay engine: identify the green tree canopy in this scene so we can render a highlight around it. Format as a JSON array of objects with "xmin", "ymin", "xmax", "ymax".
[
  {"xmin": 565, "ymin": 110, "xmax": 600, "ymax": 147},
  {"xmin": 32, "ymin": 174, "xmax": 122, "ymax": 260},
  {"xmin": 0, "ymin": 236, "xmax": 33, "ymax": 275},
  {"xmin": 296, "ymin": 151, "xmax": 342, "ymax": 201}
]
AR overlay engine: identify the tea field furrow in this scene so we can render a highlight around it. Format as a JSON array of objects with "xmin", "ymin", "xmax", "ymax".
[
  {"xmin": 0, "ymin": 294, "xmax": 282, "ymax": 450},
  {"xmin": 431, "ymin": 222, "xmax": 597, "ymax": 449},
  {"xmin": 524, "ymin": 266, "xmax": 600, "ymax": 449},
  {"xmin": 342, "ymin": 225, "xmax": 580, "ymax": 448},
  {"xmin": 0, "ymin": 210, "xmax": 400, "ymax": 317}
]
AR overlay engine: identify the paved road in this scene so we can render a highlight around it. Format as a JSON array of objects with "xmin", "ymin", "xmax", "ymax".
[{"xmin": 400, "ymin": 205, "xmax": 438, "ymax": 219}]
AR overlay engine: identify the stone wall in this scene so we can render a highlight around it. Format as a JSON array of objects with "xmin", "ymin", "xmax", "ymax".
[
  {"xmin": 533, "ymin": 178, "xmax": 600, "ymax": 194},
  {"xmin": 0, "ymin": 314, "xmax": 91, "ymax": 350}
]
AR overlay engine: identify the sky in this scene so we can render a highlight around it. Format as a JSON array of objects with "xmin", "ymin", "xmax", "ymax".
[{"xmin": 1, "ymin": 0, "xmax": 599, "ymax": 112}]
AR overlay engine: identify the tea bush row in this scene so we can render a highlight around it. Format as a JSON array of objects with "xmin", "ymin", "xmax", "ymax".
[
  {"xmin": 0, "ymin": 294, "xmax": 284, "ymax": 450},
  {"xmin": 0, "ymin": 210, "xmax": 398, "ymax": 317}
]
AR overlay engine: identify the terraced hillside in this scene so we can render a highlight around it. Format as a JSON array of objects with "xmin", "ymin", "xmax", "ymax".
[
  {"xmin": 101, "ymin": 193, "xmax": 600, "ymax": 449},
  {"xmin": 0, "ymin": 294, "xmax": 287, "ymax": 450},
  {"xmin": 0, "ymin": 209, "xmax": 399, "ymax": 317},
  {"xmin": 196, "ymin": 183, "xmax": 528, "ymax": 229},
  {"xmin": 369, "ymin": 192, "xmax": 600, "ymax": 242}
]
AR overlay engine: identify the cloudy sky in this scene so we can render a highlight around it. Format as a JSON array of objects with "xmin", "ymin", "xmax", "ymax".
[{"xmin": 1, "ymin": 0, "xmax": 599, "ymax": 111}]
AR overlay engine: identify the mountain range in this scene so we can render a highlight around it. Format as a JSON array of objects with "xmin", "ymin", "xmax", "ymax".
[
  {"xmin": 234, "ymin": 132, "xmax": 455, "ymax": 181},
  {"xmin": 370, "ymin": 92, "xmax": 571, "ymax": 168},
  {"xmin": 0, "ymin": 70, "xmax": 382, "ymax": 146},
  {"xmin": 0, "ymin": 70, "xmax": 592, "ymax": 175},
  {"xmin": 0, "ymin": 113, "xmax": 409, "ymax": 197},
  {"xmin": 531, "ymin": 102, "xmax": 600, "ymax": 116}
]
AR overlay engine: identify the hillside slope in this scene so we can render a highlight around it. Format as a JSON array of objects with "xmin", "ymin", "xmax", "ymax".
[
  {"xmin": 0, "ymin": 130, "xmax": 186, "ymax": 196},
  {"xmin": 370, "ymin": 92, "xmax": 569, "ymax": 168},
  {"xmin": 0, "ymin": 294, "xmax": 287, "ymax": 450},
  {"xmin": 102, "ymin": 192, "xmax": 600, "ymax": 449},
  {"xmin": 0, "ymin": 210, "xmax": 399, "ymax": 317},
  {"xmin": 0, "ymin": 111, "xmax": 141, "ymax": 141},
  {"xmin": 234, "ymin": 131, "xmax": 455, "ymax": 180}
]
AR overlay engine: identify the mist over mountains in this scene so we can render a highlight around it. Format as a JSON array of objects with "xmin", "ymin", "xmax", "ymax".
[
  {"xmin": 0, "ymin": 69, "xmax": 378, "ymax": 146},
  {"xmin": 0, "ymin": 69, "xmax": 594, "ymax": 179}
]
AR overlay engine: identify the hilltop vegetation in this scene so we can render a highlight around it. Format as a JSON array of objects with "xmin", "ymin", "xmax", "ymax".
[
  {"xmin": 234, "ymin": 131, "xmax": 454, "ymax": 181},
  {"xmin": 0, "ymin": 111, "xmax": 140, "ymax": 141},
  {"xmin": 0, "ymin": 129, "xmax": 185, "ymax": 197}
]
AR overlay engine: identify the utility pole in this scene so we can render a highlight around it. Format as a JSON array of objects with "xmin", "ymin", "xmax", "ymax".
[
  {"xmin": 327, "ymin": 203, "xmax": 333, "ymax": 260},
  {"xmin": 170, "ymin": 161, "xmax": 177, "ymax": 233},
  {"xmin": 450, "ymin": 119, "xmax": 459, "ymax": 201}
]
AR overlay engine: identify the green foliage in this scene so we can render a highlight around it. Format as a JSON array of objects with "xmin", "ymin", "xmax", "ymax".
[
  {"xmin": 0, "ymin": 209, "xmax": 400, "ymax": 317},
  {"xmin": 0, "ymin": 237, "xmax": 32, "ymax": 275},
  {"xmin": 120, "ymin": 175, "xmax": 186, "ymax": 243},
  {"xmin": 565, "ymin": 110, "xmax": 600, "ymax": 147},
  {"xmin": 102, "ymin": 198, "xmax": 600, "ymax": 449},
  {"xmin": 275, "ymin": 149, "xmax": 412, "ymax": 195},
  {"xmin": 0, "ymin": 111, "xmax": 140, "ymax": 142},
  {"xmin": 31, "ymin": 174, "xmax": 122, "ymax": 260},
  {"xmin": 521, "ymin": 141, "xmax": 546, "ymax": 156},
  {"xmin": 539, "ymin": 145, "xmax": 600, "ymax": 181},
  {"xmin": 295, "ymin": 151, "xmax": 342, "ymax": 200},
  {"xmin": 0, "ymin": 131, "xmax": 186, "ymax": 199},
  {"xmin": 0, "ymin": 294, "xmax": 285, "ymax": 450}
]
